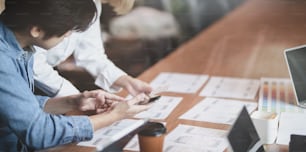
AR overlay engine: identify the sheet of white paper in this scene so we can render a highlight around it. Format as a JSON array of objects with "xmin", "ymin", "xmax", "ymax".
[
  {"xmin": 134, "ymin": 96, "xmax": 182, "ymax": 120},
  {"xmin": 199, "ymin": 76, "xmax": 260, "ymax": 100},
  {"xmin": 150, "ymin": 72, "xmax": 209, "ymax": 93},
  {"xmin": 276, "ymin": 112, "xmax": 306, "ymax": 145},
  {"xmin": 77, "ymin": 119, "xmax": 144, "ymax": 149},
  {"xmin": 180, "ymin": 97, "xmax": 257, "ymax": 124},
  {"xmin": 258, "ymin": 77, "xmax": 306, "ymax": 113},
  {"xmin": 164, "ymin": 124, "xmax": 228, "ymax": 152}
]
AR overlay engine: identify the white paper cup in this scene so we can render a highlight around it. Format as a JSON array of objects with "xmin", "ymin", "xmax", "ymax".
[{"xmin": 251, "ymin": 111, "xmax": 279, "ymax": 144}]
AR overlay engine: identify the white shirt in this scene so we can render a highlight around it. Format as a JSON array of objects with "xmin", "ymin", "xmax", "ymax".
[{"xmin": 33, "ymin": 0, "xmax": 126, "ymax": 97}]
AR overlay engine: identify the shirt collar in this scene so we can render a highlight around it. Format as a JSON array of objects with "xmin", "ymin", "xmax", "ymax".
[{"xmin": 0, "ymin": 21, "xmax": 28, "ymax": 58}]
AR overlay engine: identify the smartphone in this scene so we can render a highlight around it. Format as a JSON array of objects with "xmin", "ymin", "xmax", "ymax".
[
  {"xmin": 148, "ymin": 95, "xmax": 161, "ymax": 103},
  {"xmin": 139, "ymin": 95, "xmax": 161, "ymax": 105}
]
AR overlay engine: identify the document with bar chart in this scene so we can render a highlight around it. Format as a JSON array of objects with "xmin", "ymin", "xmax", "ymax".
[{"xmin": 258, "ymin": 77, "xmax": 306, "ymax": 113}]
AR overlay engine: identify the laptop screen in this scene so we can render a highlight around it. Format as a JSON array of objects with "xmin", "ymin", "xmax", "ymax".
[{"xmin": 285, "ymin": 45, "xmax": 306, "ymax": 108}]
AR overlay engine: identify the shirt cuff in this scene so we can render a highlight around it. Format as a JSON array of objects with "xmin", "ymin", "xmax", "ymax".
[
  {"xmin": 69, "ymin": 115, "xmax": 94, "ymax": 142},
  {"xmin": 94, "ymin": 67, "xmax": 127, "ymax": 93},
  {"xmin": 35, "ymin": 95, "xmax": 50, "ymax": 109}
]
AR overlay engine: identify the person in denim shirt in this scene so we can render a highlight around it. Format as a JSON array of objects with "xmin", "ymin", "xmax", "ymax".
[{"xmin": 0, "ymin": 0, "xmax": 151, "ymax": 151}]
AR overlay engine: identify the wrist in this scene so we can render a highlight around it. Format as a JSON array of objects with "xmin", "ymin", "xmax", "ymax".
[
  {"xmin": 89, "ymin": 111, "xmax": 124, "ymax": 131},
  {"xmin": 114, "ymin": 75, "xmax": 131, "ymax": 89},
  {"xmin": 66, "ymin": 94, "xmax": 81, "ymax": 110},
  {"xmin": 109, "ymin": 109, "xmax": 126, "ymax": 120},
  {"xmin": 44, "ymin": 94, "xmax": 80, "ymax": 114}
]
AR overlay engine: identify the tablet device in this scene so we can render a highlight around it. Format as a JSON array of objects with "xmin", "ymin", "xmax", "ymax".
[
  {"xmin": 227, "ymin": 107, "xmax": 264, "ymax": 152},
  {"xmin": 284, "ymin": 45, "xmax": 306, "ymax": 108}
]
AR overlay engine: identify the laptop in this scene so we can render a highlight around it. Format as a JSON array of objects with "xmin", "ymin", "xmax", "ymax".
[
  {"xmin": 227, "ymin": 107, "xmax": 264, "ymax": 152},
  {"xmin": 284, "ymin": 45, "xmax": 306, "ymax": 108}
]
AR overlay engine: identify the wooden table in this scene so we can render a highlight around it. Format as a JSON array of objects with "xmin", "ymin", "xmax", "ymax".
[{"xmin": 44, "ymin": 0, "xmax": 306, "ymax": 151}]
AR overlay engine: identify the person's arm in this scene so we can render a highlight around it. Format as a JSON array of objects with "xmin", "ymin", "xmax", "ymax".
[
  {"xmin": 89, "ymin": 93, "xmax": 151, "ymax": 131},
  {"xmin": 74, "ymin": 28, "xmax": 153, "ymax": 95},
  {"xmin": 113, "ymin": 75, "xmax": 152, "ymax": 96},
  {"xmin": 33, "ymin": 47, "xmax": 80, "ymax": 97},
  {"xmin": 73, "ymin": 0, "xmax": 127, "ymax": 93},
  {"xmin": 44, "ymin": 90, "xmax": 151, "ymax": 131},
  {"xmin": 73, "ymin": 0, "xmax": 152, "ymax": 95},
  {"xmin": 0, "ymin": 55, "xmax": 150, "ymax": 150},
  {"xmin": 43, "ymin": 90, "xmax": 125, "ymax": 114},
  {"xmin": 0, "ymin": 56, "xmax": 93, "ymax": 150}
]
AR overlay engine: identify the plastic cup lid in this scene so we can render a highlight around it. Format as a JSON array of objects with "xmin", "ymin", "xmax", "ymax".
[{"xmin": 138, "ymin": 121, "xmax": 166, "ymax": 137}]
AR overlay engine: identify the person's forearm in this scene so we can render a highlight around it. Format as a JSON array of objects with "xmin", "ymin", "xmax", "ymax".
[
  {"xmin": 89, "ymin": 111, "xmax": 123, "ymax": 131},
  {"xmin": 44, "ymin": 95, "xmax": 78, "ymax": 114}
]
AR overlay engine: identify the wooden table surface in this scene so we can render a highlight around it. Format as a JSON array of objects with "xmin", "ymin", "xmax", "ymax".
[{"xmin": 43, "ymin": 0, "xmax": 306, "ymax": 151}]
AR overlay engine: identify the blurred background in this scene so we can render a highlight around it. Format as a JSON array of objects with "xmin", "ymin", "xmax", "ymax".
[
  {"xmin": 0, "ymin": 0, "xmax": 247, "ymax": 91},
  {"xmin": 99, "ymin": 0, "xmax": 246, "ymax": 77},
  {"xmin": 66, "ymin": 0, "xmax": 248, "ymax": 91}
]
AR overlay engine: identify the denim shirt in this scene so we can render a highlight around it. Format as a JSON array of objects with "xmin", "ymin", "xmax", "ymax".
[{"xmin": 0, "ymin": 22, "xmax": 93, "ymax": 152}]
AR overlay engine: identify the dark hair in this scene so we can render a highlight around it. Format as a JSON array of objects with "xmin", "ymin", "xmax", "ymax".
[{"xmin": 0, "ymin": 0, "xmax": 97, "ymax": 39}]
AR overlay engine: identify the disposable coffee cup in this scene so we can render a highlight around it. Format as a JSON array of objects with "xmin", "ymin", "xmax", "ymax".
[
  {"xmin": 138, "ymin": 122, "xmax": 166, "ymax": 152},
  {"xmin": 251, "ymin": 111, "xmax": 279, "ymax": 144}
]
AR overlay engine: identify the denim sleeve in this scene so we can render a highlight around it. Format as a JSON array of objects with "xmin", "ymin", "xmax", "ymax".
[
  {"xmin": 35, "ymin": 95, "xmax": 49, "ymax": 109},
  {"xmin": 0, "ymin": 56, "xmax": 93, "ymax": 150}
]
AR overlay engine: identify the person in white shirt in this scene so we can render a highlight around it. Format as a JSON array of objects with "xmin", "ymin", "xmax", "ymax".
[{"xmin": 33, "ymin": 0, "xmax": 152, "ymax": 97}]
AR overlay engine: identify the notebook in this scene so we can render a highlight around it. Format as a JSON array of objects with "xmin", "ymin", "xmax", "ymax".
[{"xmin": 284, "ymin": 45, "xmax": 306, "ymax": 108}]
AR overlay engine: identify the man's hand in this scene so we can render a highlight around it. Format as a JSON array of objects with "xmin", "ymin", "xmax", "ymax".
[
  {"xmin": 113, "ymin": 75, "xmax": 152, "ymax": 96},
  {"xmin": 77, "ymin": 89, "xmax": 125, "ymax": 113}
]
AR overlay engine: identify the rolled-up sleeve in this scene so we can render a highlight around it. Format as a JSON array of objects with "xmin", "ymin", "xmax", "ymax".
[
  {"xmin": 0, "ymin": 56, "xmax": 93, "ymax": 150},
  {"xmin": 73, "ymin": 0, "xmax": 127, "ymax": 93},
  {"xmin": 35, "ymin": 95, "xmax": 49, "ymax": 109},
  {"xmin": 33, "ymin": 48, "xmax": 80, "ymax": 97}
]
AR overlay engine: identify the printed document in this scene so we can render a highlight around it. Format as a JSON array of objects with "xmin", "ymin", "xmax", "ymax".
[
  {"xmin": 150, "ymin": 72, "xmax": 209, "ymax": 93},
  {"xmin": 164, "ymin": 124, "xmax": 228, "ymax": 152},
  {"xmin": 134, "ymin": 96, "xmax": 182, "ymax": 120},
  {"xmin": 78, "ymin": 119, "xmax": 145, "ymax": 150},
  {"xmin": 199, "ymin": 76, "xmax": 260, "ymax": 100},
  {"xmin": 258, "ymin": 77, "xmax": 306, "ymax": 113},
  {"xmin": 180, "ymin": 97, "xmax": 257, "ymax": 124}
]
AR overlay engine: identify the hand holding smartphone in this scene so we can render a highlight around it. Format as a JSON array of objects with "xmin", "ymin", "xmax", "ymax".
[
  {"xmin": 138, "ymin": 95, "xmax": 161, "ymax": 105},
  {"xmin": 148, "ymin": 95, "xmax": 161, "ymax": 103}
]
